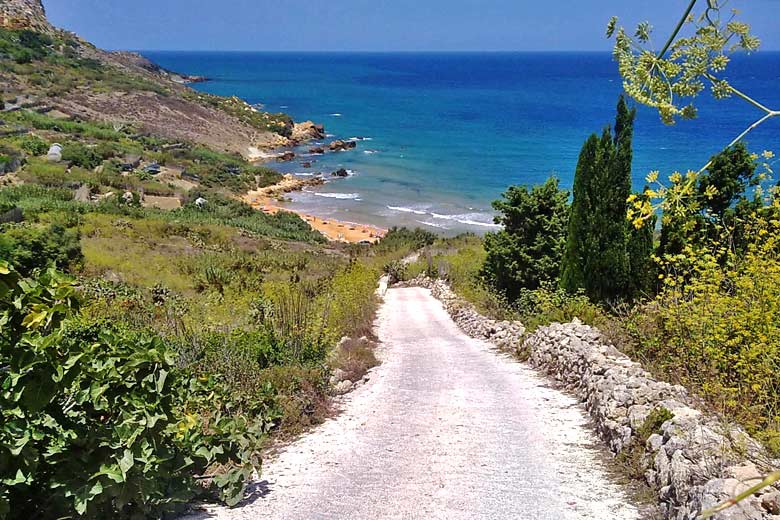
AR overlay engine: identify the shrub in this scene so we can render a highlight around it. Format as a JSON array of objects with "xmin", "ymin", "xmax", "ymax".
[
  {"xmin": 15, "ymin": 135, "xmax": 49, "ymax": 156},
  {"xmin": 0, "ymin": 262, "xmax": 269, "ymax": 518},
  {"xmin": 61, "ymin": 142, "xmax": 102, "ymax": 170},
  {"xmin": 0, "ymin": 222, "xmax": 83, "ymax": 275},
  {"xmin": 514, "ymin": 283, "xmax": 605, "ymax": 336},
  {"xmin": 325, "ymin": 262, "xmax": 380, "ymax": 338},
  {"xmin": 481, "ymin": 177, "xmax": 569, "ymax": 302},
  {"xmin": 629, "ymin": 219, "xmax": 780, "ymax": 450}
]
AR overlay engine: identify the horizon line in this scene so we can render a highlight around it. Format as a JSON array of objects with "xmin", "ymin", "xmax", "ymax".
[{"xmin": 127, "ymin": 48, "xmax": 780, "ymax": 54}]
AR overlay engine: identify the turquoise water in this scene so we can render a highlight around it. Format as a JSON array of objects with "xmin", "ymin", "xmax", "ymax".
[{"xmin": 144, "ymin": 52, "xmax": 780, "ymax": 233}]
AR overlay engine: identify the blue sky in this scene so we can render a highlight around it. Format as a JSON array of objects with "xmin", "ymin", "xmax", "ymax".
[{"xmin": 44, "ymin": 0, "xmax": 780, "ymax": 52}]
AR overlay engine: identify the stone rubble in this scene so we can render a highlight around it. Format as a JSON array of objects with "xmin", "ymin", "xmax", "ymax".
[{"xmin": 405, "ymin": 275, "xmax": 780, "ymax": 520}]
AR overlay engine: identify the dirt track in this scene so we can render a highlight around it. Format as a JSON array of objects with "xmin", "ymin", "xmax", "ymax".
[{"xmin": 186, "ymin": 287, "xmax": 640, "ymax": 520}]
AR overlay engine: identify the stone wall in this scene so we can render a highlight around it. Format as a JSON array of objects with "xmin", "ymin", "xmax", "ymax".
[{"xmin": 406, "ymin": 276, "xmax": 780, "ymax": 520}]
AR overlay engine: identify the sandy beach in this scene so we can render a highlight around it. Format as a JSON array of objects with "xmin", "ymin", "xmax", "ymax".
[{"xmin": 243, "ymin": 175, "xmax": 387, "ymax": 244}]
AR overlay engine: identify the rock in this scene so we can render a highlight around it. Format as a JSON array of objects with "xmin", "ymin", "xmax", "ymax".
[
  {"xmin": 301, "ymin": 161, "xmax": 313, "ymax": 168},
  {"xmin": 328, "ymin": 139, "xmax": 357, "ymax": 152},
  {"xmin": 763, "ymin": 492, "xmax": 780, "ymax": 515},
  {"xmin": 333, "ymin": 380, "xmax": 353, "ymax": 395},
  {"xmin": 277, "ymin": 151, "xmax": 295, "ymax": 162},
  {"xmin": 292, "ymin": 121, "xmax": 325, "ymax": 142},
  {"xmin": 330, "ymin": 368, "xmax": 348, "ymax": 384},
  {"xmin": 331, "ymin": 168, "xmax": 350, "ymax": 178},
  {"xmin": 0, "ymin": 0, "xmax": 52, "ymax": 32},
  {"xmin": 46, "ymin": 143, "xmax": 62, "ymax": 162},
  {"xmin": 309, "ymin": 146, "xmax": 325, "ymax": 155},
  {"xmin": 725, "ymin": 463, "xmax": 763, "ymax": 484},
  {"xmin": 74, "ymin": 184, "xmax": 91, "ymax": 203}
]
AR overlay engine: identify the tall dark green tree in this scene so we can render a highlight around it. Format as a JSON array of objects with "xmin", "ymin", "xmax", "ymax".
[
  {"xmin": 561, "ymin": 96, "xmax": 651, "ymax": 303},
  {"xmin": 481, "ymin": 177, "xmax": 570, "ymax": 303}
]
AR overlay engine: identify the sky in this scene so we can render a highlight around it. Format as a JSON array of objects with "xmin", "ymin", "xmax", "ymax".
[{"xmin": 43, "ymin": 0, "xmax": 780, "ymax": 52}]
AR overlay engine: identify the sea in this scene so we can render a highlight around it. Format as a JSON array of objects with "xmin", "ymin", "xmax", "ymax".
[{"xmin": 143, "ymin": 52, "xmax": 780, "ymax": 234}]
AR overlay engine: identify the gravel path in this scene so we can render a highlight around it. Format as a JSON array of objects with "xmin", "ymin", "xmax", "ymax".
[{"xmin": 186, "ymin": 287, "xmax": 641, "ymax": 520}]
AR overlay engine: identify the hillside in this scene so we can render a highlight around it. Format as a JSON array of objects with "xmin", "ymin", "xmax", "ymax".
[
  {"xmin": 0, "ymin": 2, "xmax": 438, "ymax": 517},
  {"xmin": 0, "ymin": 0, "xmax": 322, "ymax": 158}
]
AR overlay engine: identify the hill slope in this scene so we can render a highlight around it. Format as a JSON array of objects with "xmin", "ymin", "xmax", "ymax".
[{"xmin": 0, "ymin": 0, "xmax": 320, "ymax": 158}]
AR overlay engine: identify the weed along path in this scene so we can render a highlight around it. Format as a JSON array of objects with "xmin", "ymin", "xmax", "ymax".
[{"xmin": 187, "ymin": 287, "xmax": 641, "ymax": 520}]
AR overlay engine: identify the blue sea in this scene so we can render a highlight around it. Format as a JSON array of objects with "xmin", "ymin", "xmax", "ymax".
[{"xmin": 144, "ymin": 52, "xmax": 780, "ymax": 233}]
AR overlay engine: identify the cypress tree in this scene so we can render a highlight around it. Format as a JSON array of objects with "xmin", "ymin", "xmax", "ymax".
[{"xmin": 561, "ymin": 95, "xmax": 647, "ymax": 303}]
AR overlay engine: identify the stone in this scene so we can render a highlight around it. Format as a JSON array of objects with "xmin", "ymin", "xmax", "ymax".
[
  {"xmin": 725, "ymin": 462, "xmax": 763, "ymax": 484},
  {"xmin": 763, "ymin": 492, "xmax": 780, "ymax": 515},
  {"xmin": 328, "ymin": 139, "xmax": 357, "ymax": 152},
  {"xmin": 333, "ymin": 380, "xmax": 353, "ymax": 395},
  {"xmin": 277, "ymin": 151, "xmax": 295, "ymax": 162},
  {"xmin": 331, "ymin": 168, "xmax": 350, "ymax": 177},
  {"xmin": 292, "ymin": 120, "xmax": 325, "ymax": 142},
  {"xmin": 309, "ymin": 146, "xmax": 325, "ymax": 155}
]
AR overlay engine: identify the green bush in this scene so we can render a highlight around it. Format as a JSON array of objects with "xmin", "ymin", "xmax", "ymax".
[
  {"xmin": 0, "ymin": 262, "xmax": 270, "ymax": 518},
  {"xmin": 623, "ymin": 218, "xmax": 780, "ymax": 453},
  {"xmin": 514, "ymin": 283, "xmax": 605, "ymax": 335},
  {"xmin": 14, "ymin": 135, "xmax": 49, "ymax": 157},
  {"xmin": 61, "ymin": 142, "xmax": 102, "ymax": 170},
  {"xmin": 0, "ymin": 222, "xmax": 83, "ymax": 276},
  {"xmin": 482, "ymin": 177, "xmax": 570, "ymax": 302}
]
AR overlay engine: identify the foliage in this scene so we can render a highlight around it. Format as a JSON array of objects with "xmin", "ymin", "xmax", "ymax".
[
  {"xmin": 608, "ymin": 1, "xmax": 763, "ymax": 125},
  {"xmin": 657, "ymin": 143, "xmax": 764, "ymax": 258},
  {"xmin": 481, "ymin": 177, "xmax": 569, "ymax": 302},
  {"xmin": 0, "ymin": 222, "xmax": 83, "ymax": 276},
  {"xmin": 514, "ymin": 283, "xmax": 606, "ymax": 336},
  {"xmin": 561, "ymin": 96, "xmax": 652, "ymax": 303},
  {"xmin": 61, "ymin": 142, "xmax": 102, "ymax": 170},
  {"xmin": 374, "ymin": 227, "xmax": 436, "ymax": 254},
  {"xmin": 326, "ymin": 262, "xmax": 380, "ymax": 339},
  {"xmin": 626, "ymin": 214, "xmax": 780, "ymax": 452},
  {"xmin": 14, "ymin": 135, "xmax": 49, "ymax": 157},
  {"xmin": 611, "ymin": 2, "xmax": 780, "ymax": 472},
  {"xmin": 0, "ymin": 262, "xmax": 271, "ymax": 518}
]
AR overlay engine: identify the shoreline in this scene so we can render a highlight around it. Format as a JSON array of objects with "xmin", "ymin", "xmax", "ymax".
[{"xmin": 243, "ymin": 175, "xmax": 387, "ymax": 244}]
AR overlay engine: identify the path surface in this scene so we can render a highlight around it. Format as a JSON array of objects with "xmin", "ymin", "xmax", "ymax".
[{"xmin": 187, "ymin": 287, "xmax": 641, "ymax": 520}]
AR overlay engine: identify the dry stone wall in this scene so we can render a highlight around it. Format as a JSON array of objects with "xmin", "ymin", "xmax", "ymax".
[{"xmin": 405, "ymin": 276, "xmax": 780, "ymax": 520}]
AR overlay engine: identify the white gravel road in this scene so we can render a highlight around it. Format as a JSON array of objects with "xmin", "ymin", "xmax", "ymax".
[{"xmin": 186, "ymin": 286, "xmax": 641, "ymax": 520}]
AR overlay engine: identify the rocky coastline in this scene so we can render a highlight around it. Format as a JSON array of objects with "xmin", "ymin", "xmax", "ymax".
[{"xmin": 403, "ymin": 275, "xmax": 780, "ymax": 520}]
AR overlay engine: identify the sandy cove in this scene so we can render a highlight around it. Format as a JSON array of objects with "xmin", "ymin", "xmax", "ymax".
[{"xmin": 243, "ymin": 174, "xmax": 387, "ymax": 244}]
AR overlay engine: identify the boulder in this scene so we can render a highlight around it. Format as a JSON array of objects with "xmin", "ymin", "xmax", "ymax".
[
  {"xmin": 292, "ymin": 120, "xmax": 325, "ymax": 142},
  {"xmin": 309, "ymin": 146, "xmax": 325, "ymax": 155},
  {"xmin": 331, "ymin": 168, "xmax": 349, "ymax": 178},
  {"xmin": 301, "ymin": 161, "xmax": 313, "ymax": 168},
  {"xmin": 277, "ymin": 151, "xmax": 295, "ymax": 162},
  {"xmin": 328, "ymin": 139, "xmax": 357, "ymax": 152},
  {"xmin": 333, "ymin": 380, "xmax": 354, "ymax": 395}
]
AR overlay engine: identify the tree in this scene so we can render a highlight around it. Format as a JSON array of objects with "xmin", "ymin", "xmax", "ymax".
[
  {"xmin": 658, "ymin": 142, "xmax": 761, "ymax": 258},
  {"xmin": 561, "ymin": 96, "xmax": 648, "ymax": 303},
  {"xmin": 481, "ymin": 177, "xmax": 569, "ymax": 302}
]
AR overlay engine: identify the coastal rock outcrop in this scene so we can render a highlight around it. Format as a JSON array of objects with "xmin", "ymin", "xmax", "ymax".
[
  {"xmin": 329, "ymin": 139, "xmax": 357, "ymax": 152},
  {"xmin": 309, "ymin": 146, "xmax": 325, "ymax": 155},
  {"xmin": 292, "ymin": 121, "xmax": 326, "ymax": 142},
  {"xmin": 331, "ymin": 168, "xmax": 349, "ymax": 178},
  {"xmin": 277, "ymin": 151, "xmax": 296, "ymax": 162},
  {"xmin": 404, "ymin": 275, "xmax": 780, "ymax": 520}
]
